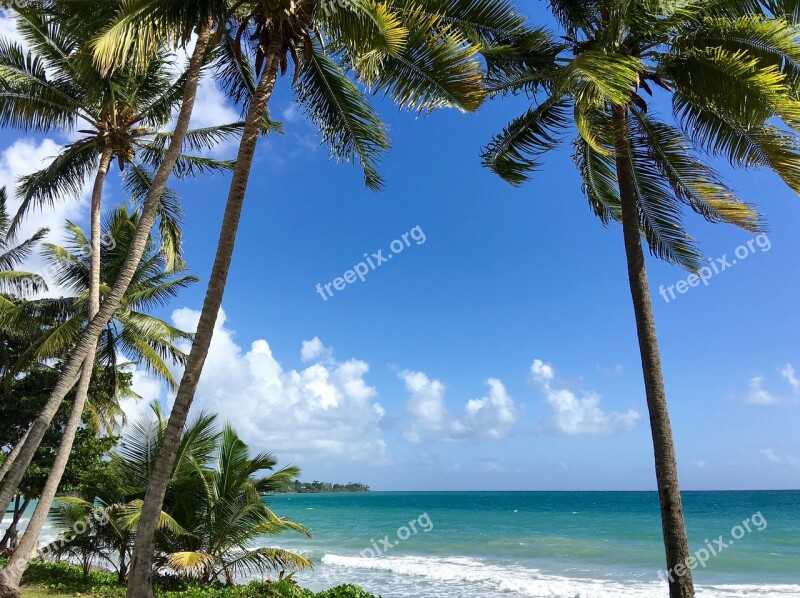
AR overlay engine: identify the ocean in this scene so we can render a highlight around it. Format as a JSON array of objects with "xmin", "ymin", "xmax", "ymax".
[{"xmin": 260, "ymin": 491, "xmax": 800, "ymax": 598}]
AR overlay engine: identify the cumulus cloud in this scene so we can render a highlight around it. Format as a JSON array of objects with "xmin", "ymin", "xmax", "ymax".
[
  {"xmin": 400, "ymin": 370, "xmax": 519, "ymax": 443},
  {"xmin": 761, "ymin": 448, "xmax": 782, "ymax": 464},
  {"xmin": 531, "ymin": 359, "xmax": 639, "ymax": 436},
  {"xmin": 136, "ymin": 309, "xmax": 388, "ymax": 463},
  {"xmin": 0, "ymin": 138, "xmax": 92, "ymax": 295},
  {"xmin": 746, "ymin": 364, "xmax": 799, "ymax": 405},
  {"xmin": 780, "ymin": 364, "xmax": 800, "ymax": 394},
  {"xmin": 301, "ymin": 336, "xmax": 332, "ymax": 363}
]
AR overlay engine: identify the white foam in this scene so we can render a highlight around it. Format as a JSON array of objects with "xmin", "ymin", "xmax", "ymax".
[{"xmin": 320, "ymin": 554, "xmax": 800, "ymax": 598}]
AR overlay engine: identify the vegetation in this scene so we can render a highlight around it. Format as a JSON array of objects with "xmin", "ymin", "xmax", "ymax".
[
  {"xmin": 0, "ymin": 0, "xmax": 796, "ymax": 597},
  {"xmin": 0, "ymin": 366, "xmax": 119, "ymax": 553},
  {"xmin": 43, "ymin": 406, "xmax": 310, "ymax": 585},
  {"xmin": 274, "ymin": 482, "xmax": 370, "ymax": 494},
  {"xmin": 482, "ymin": 0, "xmax": 800, "ymax": 595},
  {"xmin": 11, "ymin": 560, "xmax": 380, "ymax": 598},
  {"xmin": 109, "ymin": 3, "xmax": 526, "ymax": 596}
]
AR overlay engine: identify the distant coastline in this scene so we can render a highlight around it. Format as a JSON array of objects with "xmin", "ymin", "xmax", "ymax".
[{"xmin": 272, "ymin": 480, "xmax": 370, "ymax": 494}]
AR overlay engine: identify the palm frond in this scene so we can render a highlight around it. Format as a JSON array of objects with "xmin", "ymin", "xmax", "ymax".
[
  {"xmin": 294, "ymin": 41, "xmax": 390, "ymax": 190},
  {"xmin": 482, "ymin": 97, "xmax": 571, "ymax": 184}
]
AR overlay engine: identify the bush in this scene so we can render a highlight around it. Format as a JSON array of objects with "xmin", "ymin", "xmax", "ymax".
[
  {"xmin": 20, "ymin": 559, "xmax": 122, "ymax": 595},
  {"xmin": 317, "ymin": 585, "xmax": 379, "ymax": 598},
  {"xmin": 12, "ymin": 560, "xmax": 379, "ymax": 598}
]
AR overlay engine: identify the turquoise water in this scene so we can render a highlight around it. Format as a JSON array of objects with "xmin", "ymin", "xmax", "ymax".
[{"xmin": 257, "ymin": 491, "xmax": 800, "ymax": 597}]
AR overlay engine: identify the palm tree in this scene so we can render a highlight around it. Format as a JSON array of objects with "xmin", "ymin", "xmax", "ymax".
[
  {"xmin": 46, "ymin": 406, "xmax": 309, "ymax": 584},
  {"xmin": 0, "ymin": 207, "xmax": 197, "ymax": 592},
  {"xmin": 0, "ymin": 187, "xmax": 48, "ymax": 485},
  {"xmin": 31, "ymin": 207, "xmax": 196, "ymax": 387},
  {"xmin": 0, "ymin": 0, "xmax": 222, "ymax": 529},
  {"xmin": 162, "ymin": 425, "xmax": 310, "ymax": 584},
  {"xmin": 481, "ymin": 1, "xmax": 800, "ymax": 596},
  {"xmin": 120, "ymin": 2, "xmax": 527, "ymax": 595},
  {"xmin": 44, "ymin": 403, "xmax": 218, "ymax": 584},
  {"xmin": 0, "ymin": 187, "xmax": 48, "ymax": 302}
]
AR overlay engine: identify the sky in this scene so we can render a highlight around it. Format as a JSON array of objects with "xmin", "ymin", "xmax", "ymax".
[{"xmin": 1, "ymin": 4, "xmax": 798, "ymax": 492}]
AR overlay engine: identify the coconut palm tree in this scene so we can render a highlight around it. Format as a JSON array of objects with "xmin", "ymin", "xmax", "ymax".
[
  {"xmin": 0, "ymin": 187, "xmax": 48, "ymax": 301},
  {"xmin": 481, "ymin": 1, "xmax": 800, "ymax": 596},
  {"xmin": 46, "ymin": 406, "xmax": 309, "ymax": 584},
  {"xmin": 44, "ymin": 403, "xmax": 218, "ymax": 584},
  {"xmin": 0, "ymin": 187, "xmax": 48, "ymax": 487},
  {"xmin": 0, "ymin": 0, "xmax": 224, "ymax": 531},
  {"xmin": 161, "ymin": 424, "xmax": 310, "ymax": 584},
  {"xmin": 0, "ymin": 206, "xmax": 197, "ymax": 591},
  {"xmin": 120, "ymin": 2, "xmax": 527, "ymax": 594},
  {"xmin": 27, "ymin": 206, "xmax": 197, "ymax": 396}
]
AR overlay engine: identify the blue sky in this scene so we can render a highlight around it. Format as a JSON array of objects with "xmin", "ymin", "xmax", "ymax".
[{"xmin": 1, "ymin": 5, "xmax": 798, "ymax": 491}]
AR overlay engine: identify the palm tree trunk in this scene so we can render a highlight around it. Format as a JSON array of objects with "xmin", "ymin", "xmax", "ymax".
[
  {"xmin": 0, "ymin": 20, "xmax": 214, "ymax": 525},
  {"xmin": 0, "ymin": 496, "xmax": 29, "ymax": 551},
  {"xmin": 612, "ymin": 106, "xmax": 694, "ymax": 598},
  {"xmin": 0, "ymin": 427, "xmax": 29, "ymax": 484},
  {"xmin": 125, "ymin": 40, "xmax": 283, "ymax": 598},
  {"xmin": 0, "ymin": 145, "xmax": 112, "ymax": 596}
]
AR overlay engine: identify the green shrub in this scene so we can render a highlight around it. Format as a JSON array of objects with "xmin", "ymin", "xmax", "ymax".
[
  {"xmin": 20, "ymin": 559, "xmax": 121, "ymax": 593},
  {"xmin": 316, "ymin": 585, "xmax": 379, "ymax": 598},
  {"xmin": 11, "ymin": 560, "xmax": 378, "ymax": 598}
]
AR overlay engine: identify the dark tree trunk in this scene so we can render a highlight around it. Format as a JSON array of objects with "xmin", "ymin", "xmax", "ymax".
[
  {"xmin": 124, "ymin": 40, "xmax": 283, "ymax": 598},
  {"xmin": 612, "ymin": 105, "xmax": 695, "ymax": 598}
]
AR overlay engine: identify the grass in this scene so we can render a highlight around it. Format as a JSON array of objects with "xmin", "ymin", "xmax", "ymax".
[{"xmin": 20, "ymin": 590, "xmax": 67, "ymax": 598}]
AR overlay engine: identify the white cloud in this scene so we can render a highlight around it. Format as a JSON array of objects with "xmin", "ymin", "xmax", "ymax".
[
  {"xmin": 152, "ymin": 309, "xmax": 388, "ymax": 463},
  {"xmin": 531, "ymin": 359, "xmax": 639, "ymax": 436},
  {"xmin": 301, "ymin": 336, "xmax": 331, "ymax": 363},
  {"xmin": 746, "ymin": 376, "xmax": 778, "ymax": 405},
  {"xmin": 779, "ymin": 364, "xmax": 800, "ymax": 394},
  {"xmin": 400, "ymin": 371, "xmax": 519, "ymax": 443},
  {"xmin": 0, "ymin": 138, "xmax": 92, "ymax": 295},
  {"xmin": 282, "ymin": 103, "xmax": 299, "ymax": 123},
  {"xmin": 0, "ymin": 15, "xmax": 24, "ymax": 47},
  {"xmin": 761, "ymin": 448, "xmax": 782, "ymax": 464},
  {"xmin": 124, "ymin": 369, "xmax": 167, "ymax": 425},
  {"xmin": 746, "ymin": 364, "xmax": 799, "ymax": 405}
]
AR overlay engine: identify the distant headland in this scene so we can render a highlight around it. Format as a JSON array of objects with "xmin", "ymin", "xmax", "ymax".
[{"xmin": 273, "ymin": 480, "xmax": 370, "ymax": 494}]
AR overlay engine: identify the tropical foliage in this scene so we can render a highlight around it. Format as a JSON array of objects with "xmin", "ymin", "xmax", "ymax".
[
  {"xmin": 46, "ymin": 405, "xmax": 311, "ymax": 584},
  {"xmin": 481, "ymin": 1, "xmax": 800, "ymax": 596}
]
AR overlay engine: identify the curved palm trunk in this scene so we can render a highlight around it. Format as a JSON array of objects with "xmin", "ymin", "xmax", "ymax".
[
  {"xmin": 0, "ymin": 146, "xmax": 112, "ymax": 596},
  {"xmin": 0, "ymin": 21, "xmax": 214, "ymax": 525},
  {"xmin": 0, "ymin": 427, "xmax": 29, "ymax": 484},
  {"xmin": 125, "ymin": 41, "xmax": 283, "ymax": 598},
  {"xmin": 612, "ymin": 106, "xmax": 694, "ymax": 598}
]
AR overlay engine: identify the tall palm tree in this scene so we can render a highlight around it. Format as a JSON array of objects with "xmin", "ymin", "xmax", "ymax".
[
  {"xmin": 481, "ymin": 1, "xmax": 800, "ymax": 596},
  {"xmin": 0, "ymin": 0, "xmax": 223, "ymax": 528},
  {"xmin": 120, "ymin": 2, "xmax": 528, "ymax": 595},
  {"xmin": 0, "ymin": 3, "xmax": 238, "ymax": 536},
  {"xmin": 0, "ymin": 206, "xmax": 197, "ymax": 592}
]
